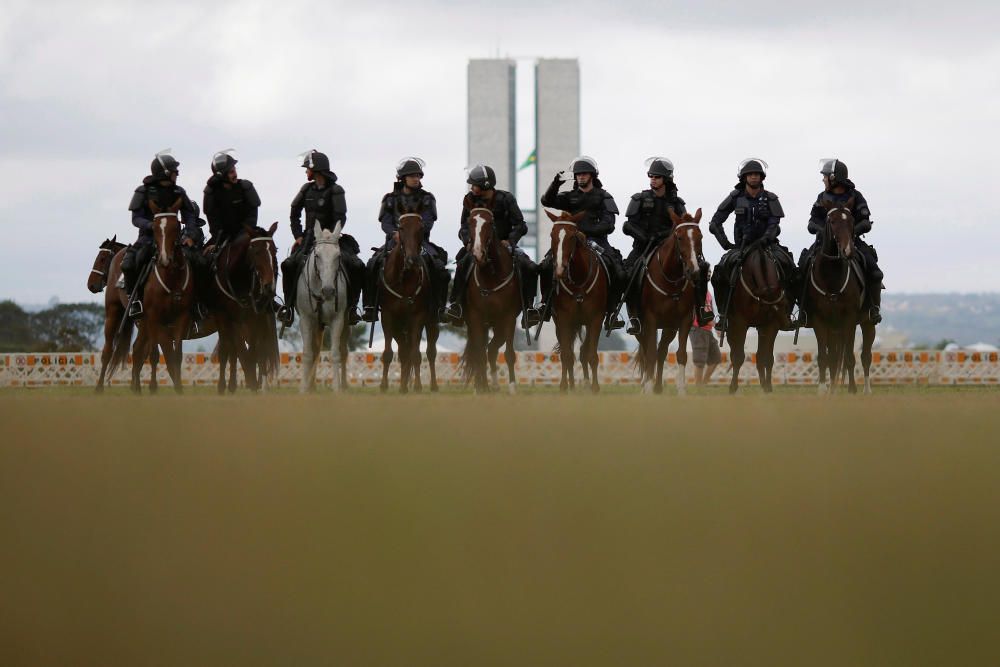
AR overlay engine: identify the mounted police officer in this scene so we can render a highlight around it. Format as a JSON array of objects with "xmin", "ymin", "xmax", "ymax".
[
  {"xmin": 361, "ymin": 157, "xmax": 451, "ymax": 323},
  {"xmin": 203, "ymin": 149, "xmax": 260, "ymax": 249},
  {"xmin": 121, "ymin": 150, "xmax": 202, "ymax": 319},
  {"xmin": 708, "ymin": 158, "xmax": 796, "ymax": 332},
  {"xmin": 444, "ymin": 164, "xmax": 541, "ymax": 329},
  {"xmin": 277, "ymin": 150, "xmax": 365, "ymax": 326},
  {"xmin": 795, "ymin": 159, "xmax": 883, "ymax": 325},
  {"xmin": 621, "ymin": 157, "xmax": 713, "ymax": 335},
  {"xmin": 537, "ymin": 156, "xmax": 626, "ymax": 331}
]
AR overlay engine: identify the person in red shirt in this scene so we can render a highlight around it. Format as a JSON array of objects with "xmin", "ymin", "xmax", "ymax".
[{"xmin": 689, "ymin": 292, "xmax": 721, "ymax": 385}]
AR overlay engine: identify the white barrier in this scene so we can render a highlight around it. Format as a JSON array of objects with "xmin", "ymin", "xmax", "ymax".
[{"xmin": 1, "ymin": 350, "xmax": 997, "ymax": 388}]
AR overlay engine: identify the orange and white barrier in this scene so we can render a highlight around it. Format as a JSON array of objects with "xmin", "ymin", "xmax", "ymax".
[{"xmin": 1, "ymin": 350, "xmax": 998, "ymax": 388}]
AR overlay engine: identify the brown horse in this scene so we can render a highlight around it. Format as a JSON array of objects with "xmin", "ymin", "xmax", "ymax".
[
  {"xmin": 378, "ymin": 206, "xmax": 440, "ymax": 393},
  {"xmin": 545, "ymin": 208, "xmax": 608, "ymax": 393},
  {"xmin": 804, "ymin": 199, "xmax": 877, "ymax": 394},
  {"xmin": 110, "ymin": 199, "xmax": 194, "ymax": 394},
  {"xmin": 461, "ymin": 205, "xmax": 520, "ymax": 393},
  {"xmin": 92, "ymin": 238, "xmax": 217, "ymax": 393},
  {"xmin": 211, "ymin": 222, "xmax": 279, "ymax": 393},
  {"xmin": 723, "ymin": 242, "xmax": 791, "ymax": 394},
  {"xmin": 635, "ymin": 209, "xmax": 705, "ymax": 395}
]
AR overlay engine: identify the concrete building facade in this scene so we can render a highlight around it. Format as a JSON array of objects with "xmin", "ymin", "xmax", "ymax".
[{"xmin": 466, "ymin": 59, "xmax": 517, "ymax": 195}]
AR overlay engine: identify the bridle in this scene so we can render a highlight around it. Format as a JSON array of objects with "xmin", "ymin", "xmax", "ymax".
[
  {"xmin": 553, "ymin": 221, "xmax": 600, "ymax": 302},
  {"xmin": 215, "ymin": 234, "xmax": 277, "ymax": 313},
  {"xmin": 305, "ymin": 232, "xmax": 343, "ymax": 320},
  {"xmin": 151, "ymin": 212, "xmax": 190, "ymax": 301},
  {"xmin": 808, "ymin": 206, "xmax": 856, "ymax": 300},
  {"xmin": 736, "ymin": 242, "xmax": 785, "ymax": 306},
  {"xmin": 645, "ymin": 222, "xmax": 699, "ymax": 299},
  {"xmin": 470, "ymin": 207, "xmax": 515, "ymax": 297},
  {"xmin": 381, "ymin": 213, "xmax": 425, "ymax": 304}
]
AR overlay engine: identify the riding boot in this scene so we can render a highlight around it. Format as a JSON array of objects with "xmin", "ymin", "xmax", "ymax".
[
  {"xmin": 345, "ymin": 254, "xmax": 365, "ymax": 325},
  {"xmin": 445, "ymin": 255, "xmax": 470, "ymax": 324},
  {"xmin": 361, "ymin": 255, "xmax": 380, "ymax": 322},
  {"xmin": 711, "ymin": 267, "xmax": 729, "ymax": 333},
  {"xmin": 537, "ymin": 255, "xmax": 554, "ymax": 321},
  {"xmin": 625, "ymin": 271, "xmax": 643, "ymax": 335},
  {"xmin": 519, "ymin": 258, "xmax": 541, "ymax": 329},
  {"xmin": 868, "ymin": 268, "xmax": 883, "ymax": 324},
  {"xmin": 604, "ymin": 262, "xmax": 626, "ymax": 331},
  {"xmin": 278, "ymin": 255, "xmax": 298, "ymax": 326}
]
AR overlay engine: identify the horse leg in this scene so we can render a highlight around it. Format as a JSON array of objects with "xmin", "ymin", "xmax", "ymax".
[
  {"xmin": 757, "ymin": 325, "xmax": 777, "ymax": 394},
  {"xmin": 814, "ymin": 322, "xmax": 829, "ymax": 395},
  {"xmin": 727, "ymin": 322, "xmax": 747, "ymax": 395},
  {"xmin": 339, "ymin": 322, "xmax": 350, "ymax": 391},
  {"xmin": 640, "ymin": 324, "xmax": 657, "ymax": 394},
  {"xmin": 555, "ymin": 318, "xmax": 572, "ymax": 393},
  {"xmin": 426, "ymin": 322, "xmax": 440, "ymax": 393},
  {"xmin": 380, "ymin": 327, "xmax": 393, "ymax": 394},
  {"xmin": 299, "ymin": 313, "xmax": 317, "ymax": 393},
  {"xmin": 584, "ymin": 317, "xmax": 602, "ymax": 394},
  {"xmin": 397, "ymin": 328, "xmax": 411, "ymax": 394},
  {"xmin": 487, "ymin": 329, "xmax": 504, "ymax": 392},
  {"xmin": 844, "ymin": 323, "xmax": 858, "ymax": 394},
  {"xmin": 96, "ymin": 304, "xmax": 122, "ymax": 394},
  {"xmin": 328, "ymin": 312, "xmax": 345, "ymax": 393},
  {"xmin": 676, "ymin": 323, "xmax": 691, "ymax": 396},
  {"xmin": 147, "ymin": 326, "xmax": 160, "ymax": 395},
  {"xmin": 158, "ymin": 329, "xmax": 179, "ymax": 394},
  {"xmin": 859, "ymin": 322, "xmax": 875, "ymax": 395},
  {"xmin": 409, "ymin": 318, "xmax": 424, "ymax": 393},
  {"xmin": 655, "ymin": 328, "xmax": 675, "ymax": 395},
  {"xmin": 502, "ymin": 317, "xmax": 517, "ymax": 395}
]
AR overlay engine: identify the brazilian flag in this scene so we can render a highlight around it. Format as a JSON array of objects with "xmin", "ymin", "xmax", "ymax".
[{"xmin": 518, "ymin": 149, "xmax": 536, "ymax": 171}]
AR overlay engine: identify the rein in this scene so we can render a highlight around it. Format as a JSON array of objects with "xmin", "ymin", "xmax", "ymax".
[
  {"xmin": 553, "ymin": 222, "xmax": 601, "ymax": 302},
  {"xmin": 305, "ymin": 235, "xmax": 343, "ymax": 321},
  {"xmin": 737, "ymin": 246, "xmax": 785, "ymax": 306},
  {"xmin": 810, "ymin": 207, "xmax": 855, "ymax": 300},
  {"xmin": 645, "ymin": 223, "xmax": 699, "ymax": 299},
  {"xmin": 469, "ymin": 208, "xmax": 515, "ymax": 297}
]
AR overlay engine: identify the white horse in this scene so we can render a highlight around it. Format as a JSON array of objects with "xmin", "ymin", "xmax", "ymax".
[{"xmin": 296, "ymin": 221, "xmax": 349, "ymax": 392}]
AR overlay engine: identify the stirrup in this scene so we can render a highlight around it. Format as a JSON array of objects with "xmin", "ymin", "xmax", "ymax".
[
  {"xmin": 696, "ymin": 308, "xmax": 714, "ymax": 327},
  {"xmin": 716, "ymin": 316, "xmax": 728, "ymax": 333},
  {"xmin": 521, "ymin": 307, "xmax": 541, "ymax": 329},
  {"xmin": 626, "ymin": 317, "xmax": 642, "ymax": 336},
  {"xmin": 604, "ymin": 314, "xmax": 625, "ymax": 332},
  {"xmin": 128, "ymin": 300, "xmax": 144, "ymax": 319},
  {"xmin": 276, "ymin": 305, "xmax": 294, "ymax": 326},
  {"xmin": 347, "ymin": 308, "xmax": 362, "ymax": 326},
  {"xmin": 444, "ymin": 303, "xmax": 464, "ymax": 325},
  {"xmin": 361, "ymin": 306, "xmax": 378, "ymax": 323},
  {"xmin": 116, "ymin": 276, "xmax": 126, "ymax": 289},
  {"xmin": 869, "ymin": 306, "xmax": 882, "ymax": 324}
]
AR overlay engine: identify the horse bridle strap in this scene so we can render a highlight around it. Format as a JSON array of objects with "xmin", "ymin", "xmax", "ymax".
[
  {"xmin": 809, "ymin": 261, "xmax": 852, "ymax": 299},
  {"xmin": 380, "ymin": 264, "xmax": 425, "ymax": 302},
  {"xmin": 153, "ymin": 259, "xmax": 190, "ymax": 295}
]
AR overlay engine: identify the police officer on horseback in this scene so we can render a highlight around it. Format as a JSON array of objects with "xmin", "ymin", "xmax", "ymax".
[
  {"xmin": 537, "ymin": 156, "xmax": 626, "ymax": 331},
  {"xmin": 621, "ymin": 157, "xmax": 713, "ymax": 335},
  {"xmin": 361, "ymin": 157, "xmax": 451, "ymax": 323},
  {"xmin": 444, "ymin": 164, "xmax": 541, "ymax": 329},
  {"xmin": 203, "ymin": 150, "xmax": 260, "ymax": 249},
  {"xmin": 708, "ymin": 158, "xmax": 797, "ymax": 332},
  {"xmin": 277, "ymin": 149, "xmax": 365, "ymax": 326},
  {"xmin": 122, "ymin": 150, "xmax": 202, "ymax": 319},
  {"xmin": 794, "ymin": 159, "xmax": 883, "ymax": 326}
]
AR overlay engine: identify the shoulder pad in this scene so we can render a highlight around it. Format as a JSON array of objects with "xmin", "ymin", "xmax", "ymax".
[
  {"xmin": 675, "ymin": 196, "xmax": 686, "ymax": 206},
  {"xmin": 602, "ymin": 191, "xmax": 619, "ymax": 215},
  {"xmin": 630, "ymin": 192, "xmax": 643, "ymax": 201},
  {"xmin": 240, "ymin": 179, "xmax": 254, "ymax": 191},
  {"xmin": 766, "ymin": 191, "xmax": 779, "ymax": 200},
  {"xmin": 173, "ymin": 185, "xmax": 188, "ymax": 196},
  {"xmin": 330, "ymin": 183, "xmax": 345, "ymax": 195},
  {"xmin": 128, "ymin": 186, "xmax": 146, "ymax": 211},
  {"xmin": 203, "ymin": 184, "xmax": 212, "ymax": 195},
  {"xmin": 299, "ymin": 182, "xmax": 312, "ymax": 194}
]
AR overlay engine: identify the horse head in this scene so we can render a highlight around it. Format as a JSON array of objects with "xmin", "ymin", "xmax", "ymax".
[
  {"xmin": 312, "ymin": 220, "xmax": 342, "ymax": 302},
  {"xmin": 669, "ymin": 208, "xmax": 704, "ymax": 283},
  {"xmin": 88, "ymin": 235, "xmax": 121, "ymax": 293},
  {"xmin": 821, "ymin": 197, "xmax": 855, "ymax": 259},
  {"xmin": 149, "ymin": 197, "xmax": 183, "ymax": 268},
  {"xmin": 398, "ymin": 212, "xmax": 424, "ymax": 273},
  {"xmin": 545, "ymin": 208, "xmax": 587, "ymax": 280},
  {"xmin": 246, "ymin": 221, "xmax": 279, "ymax": 301},
  {"xmin": 468, "ymin": 207, "xmax": 496, "ymax": 267}
]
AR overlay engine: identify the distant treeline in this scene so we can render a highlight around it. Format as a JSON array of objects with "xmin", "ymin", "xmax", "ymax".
[
  {"xmin": 882, "ymin": 293, "xmax": 1000, "ymax": 347},
  {"xmin": 0, "ymin": 301, "xmax": 103, "ymax": 352}
]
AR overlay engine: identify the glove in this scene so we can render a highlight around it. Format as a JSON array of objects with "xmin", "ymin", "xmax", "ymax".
[
  {"xmin": 855, "ymin": 220, "xmax": 872, "ymax": 235},
  {"xmin": 714, "ymin": 231, "xmax": 735, "ymax": 251},
  {"xmin": 763, "ymin": 225, "xmax": 779, "ymax": 243},
  {"xmin": 553, "ymin": 171, "xmax": 566, "ymax": 185}
]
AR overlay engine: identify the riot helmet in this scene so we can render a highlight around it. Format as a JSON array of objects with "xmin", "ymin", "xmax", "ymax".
[
  {"xmin": 738, "ymin": 157, "xmax": 768, "ymax": 179},
  {"xmin": 396, "ymin": 156, "xmax": 426, "ymax": 179},
  {"xmin": 466, "ymin": 164, "xmax": 496, "ymax": 190},
  {"xmin": 570, "ymin": 155, "xmax": 599, "ymax": 176},
  {"xmin": 820, "ymin": 158, "xmax": 849, "ymax": 186},
  {"xmin": 300, "ymin": 149, "xmax": 331, "ymax": 173},
  {"xmin": 645, "ymin": 156, "xmax": 674, "ymax": 179},
  {"xmin": 211, "ymin": 149, "xmax": 237, "ymax": 177},
  {"xmin": 151, "ymin": 148, "xmax": 179, "ymax": 179}
]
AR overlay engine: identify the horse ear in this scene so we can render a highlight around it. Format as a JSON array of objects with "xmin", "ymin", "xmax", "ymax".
[
  {"xmin": 570, "ymin": 210, "xmax": 588, "ymax": 223},
  {"xmin": 111, "ymin": 234, "xmax": 117, "ymax": 243},
  {"xmin": 332, "ymin": 221, "xmax": 343, "ymax": 236},
  {"xmin": 267, "ymin": 221, "xmax": 278, "ymax": 236},
  {"xmin": 846, "ymin": 196, "xmax": 855, "ymax": 211},
  {"xmin": 821, "ymin": 199, "xmax": 834, "ymax": 210},
  {"xmin": 314, "ymin": 220, "xmax": 323, "ymax": 237},
  {"xmin": 544, "ymin": 209, "xmax": 558, "ymax": 222},
  {"xmin": 149, "ymin": 200, "xmax": 161, "ymax": 215},
  {"xmin": 169, "ymin": 197, "xmax": 183, "ymax": 213},
  {"xmin": 694, "ymin": 208, "xmax": 703, "ymax": 223},
  {"xmin": 668, "ymin": 209, "xmax": 681, "ymax": 225}
]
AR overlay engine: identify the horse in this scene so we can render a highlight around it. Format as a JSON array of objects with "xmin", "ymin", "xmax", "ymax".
[
  {"xmin": 722, "ymin": 239, "xmax": 792, "ymax": 394},
  {"xmin": 211, "ymin": 222, "xmax": 279, "ymax": 394},
  {"xmin": 803, "ymin": 199, "xmax": 877, "ymax": 394},
  {"xmin": 634, "ymin": 209, "xmax": 705, "ymax": 395},
  {"xmin": 91, "ymin": 238, "xmax": 217, "ymax": 393},
  {"xmin": 378, "ymin": 204, "xmax": 440, "ymax": 393},
  {"xmin": 545, "ymin": 208, "xmax": 608, "ymax": 393},
  {"xmin": 460, "ymin": 206, "xmax": 520, "ymax": 393},
  {"xmin": 108, "ymin": 198, "xmax": 194, "ymax": 394},
  {"xmin": 296, "ymin": 220, "xmax": 350, "ymax": 393}
]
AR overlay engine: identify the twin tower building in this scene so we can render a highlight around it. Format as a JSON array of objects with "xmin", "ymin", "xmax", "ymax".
[{"xmin": 467, "ymin": 58, "xmax": 580, "ymax": 264}]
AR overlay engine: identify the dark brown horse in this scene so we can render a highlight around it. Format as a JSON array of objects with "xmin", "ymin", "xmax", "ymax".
[
  {"xmin": 378, "ymin": 205, "xmax": 440, "ymax": 393},
  {"xmin": 461, "ymin": 204, "xmax": 520, "ymax": 393},
  {"xmin": 211, "ymin": 222, "xmax": 279, "ymax": 393},
  {"xmin": 804, "ymin": 199, "xmax": 877, "ymax": 394},
  {"xmin": 545, "ymin": 208, "xmax": 607, "ymax": 393},
  {"xmin": 109, "ymin": 199, "xmax": 194, "ymax": 394},
  {"xmin": 723, "ymin": 241, "xmax": 791, "ymax": 394},
  {"xmin": 635, "ymin": 209, "xmax": 705, "ymax": 395},
  {"xmin": 87, "ymin": 236, "xmax": 126, "ymax": 295}
]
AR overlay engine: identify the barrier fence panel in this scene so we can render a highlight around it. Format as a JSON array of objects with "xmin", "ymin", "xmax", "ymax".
[{"xmin": 2, "ymin": 350, "xmax": 999, "ymax": 388}]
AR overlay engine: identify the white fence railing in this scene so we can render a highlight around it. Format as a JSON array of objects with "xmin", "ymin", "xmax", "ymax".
[{"xmin": 1, "ymin": 350, "xmax": 997, "ymax": 388}]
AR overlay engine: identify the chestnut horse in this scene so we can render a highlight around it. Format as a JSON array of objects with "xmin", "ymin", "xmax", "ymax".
[
  {"xmin": 545, "ymin": 208, "xmax": 608, "ymax": 393},
  {"xmin": 461, "ymin": 206, "xmax": 520, "ymax": 393},
  {"xmin": 635, "ymin": 209, "xmax": 705, "ymax": 395},
  {"xmin": 108, "ymin": 199, "xmax": 194, "ymax": 394},
  {"xmin": 91, "ymin": 237, "xmax": 217, "ymax": 393},
  {"xmin": 723, "ymin": 242, "xmax": 791, "ymax": 394},
  {"xmin": 804, "ymin": 199, "xmax": 877, "ymax": 394},
  {"xmin": 211, "ymin": 222, "xmax": 279, "ymax": 393},
  {"xmin": 378, "ymin": 205, "xmax": 440, "ymax": 393}
]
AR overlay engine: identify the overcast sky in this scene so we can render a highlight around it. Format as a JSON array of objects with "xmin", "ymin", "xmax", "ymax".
[{"xmin": 2, "ymin": 0, "xmax": 998, "ymax": 304}]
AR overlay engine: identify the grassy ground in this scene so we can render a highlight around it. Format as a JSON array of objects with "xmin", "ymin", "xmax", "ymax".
[{"xmin": 2, "ymin": 389, "xmax": 1000, "ymax": 665}]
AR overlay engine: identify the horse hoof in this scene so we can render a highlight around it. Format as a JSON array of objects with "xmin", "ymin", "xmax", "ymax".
[
  {"xmin": 817, "ymin": 384, "xmax": 829, "ymax": 396},
  {"xmin": 591, "ymin": 384, "xmax": 600, "ymax": 394},
  {"xmin": 653, "ymin": 384, "xmax": 663, "ymax": 395},
  {"xmin": 94, "ymin": 385, "xmax": 104, "ymax": 395},
  {"xmin": 676, "ymin": 387, "xmax": 687, "ymax": 397},
  {"xmin": 379, "ymin": 384, "xmax": 388, "ymax": 394},
  {"xmin": 430, "ymin": 384, "xmax": 439, "ymax": 393},
  {"xmin": 729, "ymin": 385, "xmax": 738, "ymax": 395},
  {"xmin": 507, "ymin": 383, "xmax": 517, "ymax": 395}
]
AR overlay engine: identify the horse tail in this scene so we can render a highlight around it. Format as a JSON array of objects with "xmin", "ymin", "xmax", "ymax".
[
  {"xmin": 210, "ymin": 340, "xmax": 220, "ymax": 364},
  {"xmin": 633, "ymin": 334, "xmax": 648, "ymax": 381},
  {"xmin": 457, "ymin": 345, "xmax": 473, "ymax": 384},
  {"xmin": 106, "ymin": 318, "xmax": 134, "ymax": 378}
]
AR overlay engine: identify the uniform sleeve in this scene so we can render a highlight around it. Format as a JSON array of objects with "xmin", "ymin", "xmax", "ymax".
[
  {"xmin": 708, "ymin": 193, "xmax": 736, "ymax": 236},
  {"xmin": 505, "ymin": 194, "xmax": 527, "ymax": 244},
  {"xmin": 581, "ymin": 192, "xmax": 616, "ymax": 237},
  {"xmin": 289, "ymin": 184, "xmax": 307, "ymax": 239},
  {"xmin": 808, "ymin": 195, "xmax": 826, "ymax": 234},
  {"xmin": 178, "ymin": 189, "xmax": 200, "ymax": 236},
  {"xmin": 539, "ymin": 177, "xmax": 564, "ymax": 208},
  {"xmin": 331, "ymin": 184, "xmax": 347, "ymax": 227},
  {"xmin": 853, "ymin": 190, "xmax": 872, "ymax": 235},
  {"xmin": 421, "ymin": 194, "xmax": 437, "ymax": 237},
  {"xmin": 379, "ymin": 195, "xmax": 397, "ymax": 237},
  {"xmin": 766, "ymin": 193, "xmax": 783, "ymax": 230},
  {"xmin": 458, "ymin": 206, "xmax": 470, "ymax": 245},
  {"xmin": 674, "ymin": 197, "xmax": 688, "ymax": 217},
  {"xmin": 241, "ymin": 180, "xmax": 261, "ymax": 228},
  {"xmin": 622, "ymin": 194, "xmax": 647, "ymax": 242},
  {"xmin": 129, "ymin": 187, "xmax": 152, "ymax": 231},
  {"xmin": 203, "ymin": 185, "xmax": 220, "ymax": 238}
]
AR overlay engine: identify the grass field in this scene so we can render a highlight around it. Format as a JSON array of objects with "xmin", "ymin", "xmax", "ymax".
[{"xmin": 2, "ymin": 388, "xmax": 1000, "ymax": 665}]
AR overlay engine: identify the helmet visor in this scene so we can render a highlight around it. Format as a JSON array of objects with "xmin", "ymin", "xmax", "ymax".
[{"xmin": 738, "ymin": 157, "xmax": 768, "ymax": 177}]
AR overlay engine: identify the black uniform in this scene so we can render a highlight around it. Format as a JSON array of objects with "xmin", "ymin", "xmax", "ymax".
[
  {"xmin": 449, "ymin": 189, "xmax": 538, "ymax": 314},
  {"xmin": 623, "ymin": 187, "xmax": 710, "ymax": 321},
  {"xmin": 280, "ymin": 174, "xmax": 365, "ymax": 317},
  {"xmin": 708, "ymin": 185, "xmax": 796, "ymax": 320},
  {"xmin": 122, "ymin": 176, "xmax": 202, "ymax": 297},
  {"xmin": 362, "ymin": 183, "xmax": 450, "ymax": 315},
  {"xmin": 203, "ymin": 177, "xmax": 260, "ymax": 245},
  {"xmin": 538, "ymin": 176, "xmax": 624, "ymax": 316},
  {"xmin": 800, "ymin": 183, "xmax": 882, "ymax": 318}
]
